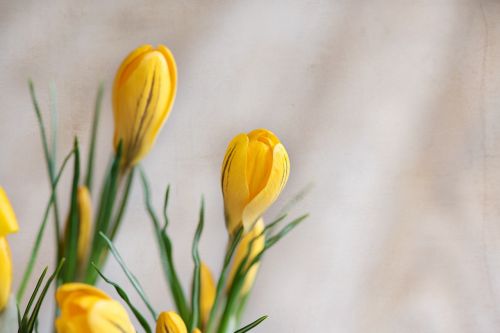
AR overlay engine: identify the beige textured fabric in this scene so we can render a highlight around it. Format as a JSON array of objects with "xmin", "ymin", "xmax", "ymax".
[{"xmin": 1, "ymin": 1, "xmax": 500, "ymax": 332}]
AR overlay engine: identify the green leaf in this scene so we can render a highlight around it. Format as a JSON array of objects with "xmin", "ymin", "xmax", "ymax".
[
  {"xmin": 189, "ymin": 198, "xmax": 204, "ymax": 332},
  {"xmin": 234, "ymin": 315, "xmax": 268, "ymax": 333},
  {"xmin": 84, "ymin": 142, "xmax": 123, "ymax": 284},
  {"xmin": 16, "ymin": 148, "xmax": 75, "ymax": 303},
  {"xmin": 109, "ymin": 167, "xmax": 135, "ymax": 240},
  {"xmin": 18, "ymin": 259, "xmax": 65, "ymax": 333},
  {"xmin": 139, "ymin": 168, "xmax": 190, "ymax": 322},
  {"xmin": 85, "ymin": 82, "xmax": 104, "ymax": 191},
  {"xmin": 99, "ymin": 232, "xmax": 157, "ymax": 321},
  {"xmin": 62, "ymin": 139, "xmax": 81, "ymax": 283},
  {"xmin": 93, "ymin": 264, "xmax": 152, "ymax": 333}
]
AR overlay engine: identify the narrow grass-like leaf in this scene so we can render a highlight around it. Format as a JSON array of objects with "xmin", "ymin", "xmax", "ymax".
[
  {"xmin": 234, "ymin": 315, "xmax": 268, "ymax": 333},
  {"xmin": 100, "ymin": 232, "xmax": 157, "ymax": 320},
  {"xmin": 16, "ymin": 148, "xmax": 75, "ymax": 303},
  {"xmin": 85, "ymin": 82, "xmax": 104, "ymax": 191},
  {"xmin": 26, "ymin": 259, "xmax": 65, "ymax": 332},
  {"xmin": 189, "ymin": 198, "xmax": 204, "ymax": 332},
  {"xmin": 275, "ymin": 183, "xmax": 313, "ymax": 218},
  {"xmin": 140, "ymin": 168, "xmax": 190, "ymax": 322},
  {"xmin": 62, "ymin": 139, "xmax": 80, "ymax": 283},
  {"xmin": 20, "ymin": 268, "xmax": 48, "ymax": 325},
  {"xmin": 85, "ymin": 143, "xmax": 122, "ymax": 284},
  {"xmin": 109, "ymin": 167, "xmax": 135, "ymax": 240},
  {"xmin": 93, "ymin": 264, "xmax": 152, "ymax": 333}
]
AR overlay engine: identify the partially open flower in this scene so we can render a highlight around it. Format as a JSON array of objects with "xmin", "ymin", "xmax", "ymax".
[
  {"xmin": 221, "ymin": 129, "xmax": 289, "ymax": 235},
  {"xmin": 113, "ymin": 44, "xmax": 177, "ymax": 168},
  {"xmin": 0, "ymin": 187, "xmax": 18, "ymax": 312},
  {"xmin": 55, "ymin": 283, "xmax": 135, "ymax": 333},
  {"xmin": 156, "ymin": 311, "xmax": 187, "ymax": 333},
  {"xmin": 227, "ymin": 218, "xmax": 265, "ymax": 296}
]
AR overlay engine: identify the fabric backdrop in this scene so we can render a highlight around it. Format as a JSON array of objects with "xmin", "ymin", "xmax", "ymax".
[{"xmin": 1, "ymin": 1, "xmax": 500, "ymax": 332}]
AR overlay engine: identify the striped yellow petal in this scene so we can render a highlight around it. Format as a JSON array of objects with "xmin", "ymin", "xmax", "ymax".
[
  {"xmin": 221, "ymin": 134, "xmax": 250, "ymax": 235},
  {"xmin": 0, "ymin": 187, "xmax": 18, "ymax": 237},
  {"xmin": 156, "ymin": 311, "xmax": 187, "ymax": 333},
  {"xmin": 113, "ymin": 44, "xmax": 177, "ymax": 168}
]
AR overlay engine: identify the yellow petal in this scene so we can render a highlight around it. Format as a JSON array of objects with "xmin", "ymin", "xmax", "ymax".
[
  {"xmin": 200, "ymin": 263, "xmax": 215, "ymax": 325},
  {"xmin": 221, "ymin": 134, "xmax": 250, "ymax": 235},
  {"xmin": 55, "ymin": 283, "xmax": 135, "ymax": 333},
  {"xmin": 87, "ymin": 299, "xmax": 135, "ymax": 333},
  {"xmin": 156, "ymin": 311, "xmax": 187, "ymax": 333},
  {"xmin": 242, "ymin": 143, "xmax": 289, "ymax": 230},
  {"xmin": 227, "ymin": 219, "xmax": 265, "ymax": 296},
  {"xmin": 192, "ymin": 329, "xmax": 202, "ymax": 333},
  {"xmin": 0, "ymin": 237, "xmax": 12, "ymax": 311},
  {"xmin": 0, "ymin": 187, "xmax": 19, "ymax": 237},
  {"xmin": 77, "ymin": 186, "xmax": 92, "ymax": 264}
]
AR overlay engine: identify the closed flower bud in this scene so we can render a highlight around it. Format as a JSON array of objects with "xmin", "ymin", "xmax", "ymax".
[
  {"xmin": 221, "ymin": 129, "xmax": 289, "ymax": 235},
  {"xmin": 55, "ymin": 283, "xmax": 135, "ymax": 333},
  {"xmin": 200, "ymin": 262, "xmax": 215, "ymax": 326},
  {"xmin": 0, "ymin": 238, "xmax": 13, "ymax": 311},
  {"xmin": 156, "ymin": 311, "xmax": 187, "ymax": 333},
  {"xmin": 62, "ymin": 186, "xmax": 92, "ymax": 266},
  {"xmin": 113, "ymin": 44, "xmax": 177, "ymax": 168},
  {"xmin": 76, "ymin": 186, "xmax": 92, "ymax": 264},
  {"xmin": 228, "ymin": 219, "xmax": 265, "ymax": 296},
  {"xmin": 0, "ymin": 187, "xmax": 19, "ymax": 237}
]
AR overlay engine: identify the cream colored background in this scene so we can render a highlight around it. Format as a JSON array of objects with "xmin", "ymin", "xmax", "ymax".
[{"xmin": 1, "ymin": 0, "xmax": 500, "ymax": 332}]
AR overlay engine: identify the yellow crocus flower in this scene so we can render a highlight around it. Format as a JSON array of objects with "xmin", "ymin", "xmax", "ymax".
[
  {"xmin": 0, "ymin": 187, "xmax": 19, "ymax": 237},
  {"xmin": 200, "ymin": 262, "xmax": 215, "ymax": 326},
  {"xmin": 113, "ymin": 44, "xmax": 177, "ymax": 168},
  {"xmin": 55, "ymin": 283, "xmax": 135, "ymax": 333},
  {"xmin": 0, "ymin": 187, "xmax": 18, "ymax": 312},
  {"xmin": 221, "ymin": 129, "xmax": 289, "ymax": 235},
  {"xmin": 156, "ymin": 311, "xmax": 187, "ymax": 333},
  {"xmin": 227, "ymin": 219, "xmax": 265, "ymax": 296}
]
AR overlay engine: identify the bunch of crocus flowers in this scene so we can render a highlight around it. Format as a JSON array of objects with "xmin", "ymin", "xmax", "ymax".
[{"xmin": 1, "ymin": 44, "xmax": 308, "ymax": 333}]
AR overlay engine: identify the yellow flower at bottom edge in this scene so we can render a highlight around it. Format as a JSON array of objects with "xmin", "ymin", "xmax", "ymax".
[
  {"xmin": 156, "ymin": 311, "xmax": 187, "ymax": 333},
  {"xmin": 0, "ymin": 237, "xmax": 13, "ymax": 311},
  {"xmin": 221, "ymin": 129, "xmax": 290, "ymax": 235},
  {"xmin": 55, "ymin": 283, "xmax": 135, "ymax": 333},
  {"xmin": 227, "ymin": 218, "xmax": 265, "ymax": 296}
]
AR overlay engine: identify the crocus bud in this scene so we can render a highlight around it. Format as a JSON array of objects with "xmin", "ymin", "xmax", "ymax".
[
  {"xmin": 156, "ymin": 311, "xmax": 187, "ymax": 333},
  {"xmin": 221, "ymin": 129, "xmax": 289, "ymax": 235},
  {"xmin": 55, "ymin": 283, "xmax": 135, "ymax": 333},
  {"xmin": 200, "ymin": 262, "xmax": 215, "ymax": 326},
  {"xmin": 0, "ymin": 187, "xmax": 18, "ymax": 312},
  {"xmin": 113, "ymin": 44, "xmax": 177, "ymax": 168},
  {"xmin": 62, "ymin": 186, "xmax": 92, "ymax": 266},
  {"xmin": 0, "ymin": 187, "xmax": 19, "ymax": 237},
  {"xmin": 0, "ymin": 238, "xmax": 13, "ymax": 311},
  {"xmin": 227, "ymin": 219, "xmax": 265, "ymax": 296},
  {"xmin": 76, "ymin": 186, "xmax": 91, "ymax": 264}
]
